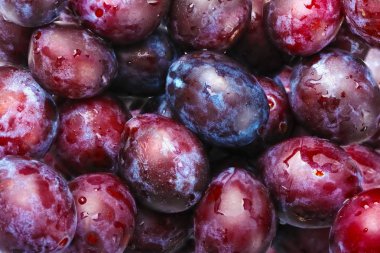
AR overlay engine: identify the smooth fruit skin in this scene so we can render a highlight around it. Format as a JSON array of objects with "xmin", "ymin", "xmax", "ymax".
[
  {"xmin": 258, "ymin": 136, "xmax": 362, "ymax": 228},
  {"xmin": 166, "ymin": 51, "xmax": 269, "ymax": 148},
  {"xmin": 0, "ymin": 156, "xmax": 77, "ymax": 252},
  {"xmin": 119, "ymin": 114, "xmax": 210, "ymax": 213},
  {"xmin": 230, "ymin": 0, "xmax": 288, "ymax": 75},
  {"xmin": 28, "ymin": 24, "xmax": 117, "ymax": 99},
  {"xmin": 330, "ymin": 188, "xmax": 380, "ymax": 253},
  {"xmin": 265, "ymin": 0, "xmax": 343, "ymax": 56},
  {"xmin": 0, "ymin": 15, "xmax": 33, "ymax": 65},
  {"xmin": 195, "ymin": 167, "xmax": 276, "ymax": 253},
  {"xmin": 67, "ymin": 173, "xmax": 136, "ymax": 253},
  {"xmin": 0, "ymin": 0, "xmax": 66, "ymax": 27},
  {"xmin": 69, "ymin": 0, "xmax": 171, "ymax": 45},
  {"xmin": 112, "ymin": 31, "xmax": 177, "ymax": 97},
  {"xmin": 290, "ymin": 50, "xmax": 380, "ymax": 144},
  {"xmin": 343, "ymin": 0, "xmax": 380, "ymax": 45},
  {"xmin": 258, "ymin": 77, "xmax": 294, "ymax": 145},
  {"xmin": 125, "ymin": 206, "xmax": 191, "ymax": 253},
  {"xmin": 0, "ymin": 66, "xmax": 58, "ymax": 159},
  {"xmin": 343, "ymin": 144, "xmax": 380, "ymax": 191},
  {"xmin": 272, "ymin": 225, "xmax": 330, "ymax": 253},
  {"xmin": 56, "ymin": 95, "xmax": 130, "ymax": 175},
  {"xmin": 169, "ymin": 0, "xmax": 251, "ymax": 51}
]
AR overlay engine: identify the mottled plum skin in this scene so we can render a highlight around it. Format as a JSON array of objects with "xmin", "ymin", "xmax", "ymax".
[
  {"xmin": 112, "ymin": 31, "xmax": 176, "ymax": 96},
  {"xmin": 330, "ymin": 188, "xmax": 380, "ymax": 253},
  {"xmin": 0, "ymin": 156, "xmax": 77, "ymax": 252},
  {"xmin": 258, "ymin": 77, "xmax": 294, "ymax": 144},
  {"xmin": 0, "ymin": 66, "xmax": 58, "ymax": 159},
  {"xmin": 272, "ymin": 225, "xmax": 330, "ymax": 253},
  {"xmin": 230, "ymin": 0, "xmax": 288, "ymax": 74},
  {"xmin": 195, "ymin": 168, "xmax": 276, "ymax": 253},
  {"xmin": 0, "ymin": 0, "xmax": 66, "ymax": 27},
  {"xmin": 0, "ymin": 15, "xmax": 33, "ymax": 65},
  {"xmin": 56, "ymin": 95, "xmax": 130, "ymax": 175},
  {"xmin": 169, "ymin": 0, "xmax": 251, "ymax": 51},
  {"xmin": 125, "ymin": 206, "xmax": 191, "ymax": 253},
  {"xmin": 265, "ymin": 0, "xmax": 343, "ymax": 56},
  {"xmin": 329, "ymin": 24, "xmax": 370, "ymax": 60},
  {"xmin": 69, "ymin": 0, "xmax": 171, "ymax": 45},
  {"xmin": 166, "ymin": 51, "xmax": 269, "ymax": 148},
  {"xmin": 29, "ymin": 24, "xmax": 117, "ymax": 99},
  {"xmin": 67, "ymin": 173, "xmax": 136, "ymax": 253},
  {"xmin": 343, "ymin": 0, "xmax": 380, "ymax": 45},
  {"xmin": 274, "ymin": 65, "xmax": 293, "ymax": 94},
  {"xmin": 290, "ymin": 50, "xmax": 380, "ymax": 144},
  {"xmin": 343, "ymin": 144, "xmax": 380, "ymax": 191},
  {"xmin": 119, "ymin": 114, "xmax": 210, "ymax": 213},
  {"xmin": 258, "ymin": 136, "xmax": 362, "ymax": 228}
]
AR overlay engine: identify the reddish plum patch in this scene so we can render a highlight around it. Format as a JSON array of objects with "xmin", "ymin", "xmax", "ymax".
[
  {"xmin": 119, "ymin": 114, "xmax": 210, "ymax": 213},
  {"xmin": 265, "ymin": 0, "xmax": 343, "ymax": 55},
  {"xmin": 0, "ymin": 66, "xmax": 58, "ymax": 158},
  {"xmin": 56, "ymin": 95, "xmax": 130, "ymax": 175},
  {"xmin": 258, "ymin": 136, "xmax": 362, "ymax": 228},
  {"xmin": 343, "ymin": 0, "xmax": 380, "ymax": 45},
  {"xmin": 330, "ymin": 188, "xmax": 380, "ymax": 252},
  {"xmin": 69, "ymin": 0, "xmax": 171, "ymax": 45},
  {"xmin": 169, "ymin": 0, "xmax": 251, "ymax": 51},
  {"xmin": 0, "ymin": 156, "xmax": 76, "ymax": 252},
  {"xmin": 67, "ymin": 173, "xmax": 136, "ymax": 253},
  {"xmin": 28, "ymin": 24, "xmax": 117, "ymax": 99},
  {"xmin": 290, "ymin": 50, "xmax": 380, "ymax": 144},
  {"xmin": 343, "ymin": 144, "xmax": 380, "ymax": 191},
  {"xmin": 195, "ymin": 167, "xmax": 276, "ymax": 253}
]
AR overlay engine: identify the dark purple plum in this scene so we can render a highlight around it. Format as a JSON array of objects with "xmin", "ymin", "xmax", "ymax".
[
  {"xmin": 343, "ymin": 0, "xmax": 380, "ymax": 45},
  {"xmin": 329, "ymin": 23, "xmax": 370, "ymax": 60},
  {"xmin": 330, "ymin": 188, "xmax": 380, "ymax": 252},
  {"xmin": 28, "ymin": 24, "xmax": 117, "ymax": 99},
  {"xmin": 112, "ymin": 31, "xmax": 176, "ymax": 96},
  {"xmin": 119, "ymin": 114, "xmax": 210, "ymax": 213},
  {"xmin": 67, "ymin": 173, "xmax": 136, "ymax": 253},
  {"xmin": 290, "ymin": 50, "xmax": 380, "ymax": 144},
  {"xmin": 69, "ymin": 0, "xmax": 171, "ymax": 45},
  {"xmin": 141, "ymin": 95, "xmax": 174, "ymax": 119},
  {"xmin": 0, "ymin": 0, "xmax": 66, "ymax": 27},
  {"xmin": 0, "ymin": 156, "xmax": 76, "ymax": 252},
  {"xmin": 125, "ymin": 206, "xmax": 191, "ymax": 253},
  {"xmin": 195, "ymin": 167, "xmax": 276, "ymax": 253},
  {"xmin": 258, "ymin": 136, "xmax": 362, "ymax": 228},
  {"xmin": 0, "ymin": 15, "xmax": 33, "ymax": 65},
  {"xmin": 343, "ymin": 144, "xmax": 380, "ymax": 191},
  {"xmin": 265, "ymin": 0, "xmax": 343, "ymax": 55},
  {"xmin": 56, "ymin": 95, "xmax": 130, "ymax": 175},
  {"xmin": 258, "ymin": 77, "xmax": 294, "ymax": 144},
  {"xmin": 272, "ymin": 225, "xmax": 330, "ymax": 253},
  {"xmin": 166, "ymin": 51, "xmax": 269, "ymax": 148},
  {"xmin": 169, "ymin": 0, "xmax": 251, "ymax": 51},
  {"xmin": 0, "ymin": 66, "xmax": 58, "ymax": 159},
  {"xmin": 274, "ymin": 65, "xmax": 293, "ymax": 94},
  {"xmin": 230, "ymin": 0, "xmax": 289, "ymax": 75}
]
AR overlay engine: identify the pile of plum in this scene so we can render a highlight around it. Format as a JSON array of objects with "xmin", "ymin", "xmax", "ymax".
[{"xmin": 0, "ymin": 0, "xmax": 380, "ymax": 252}]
